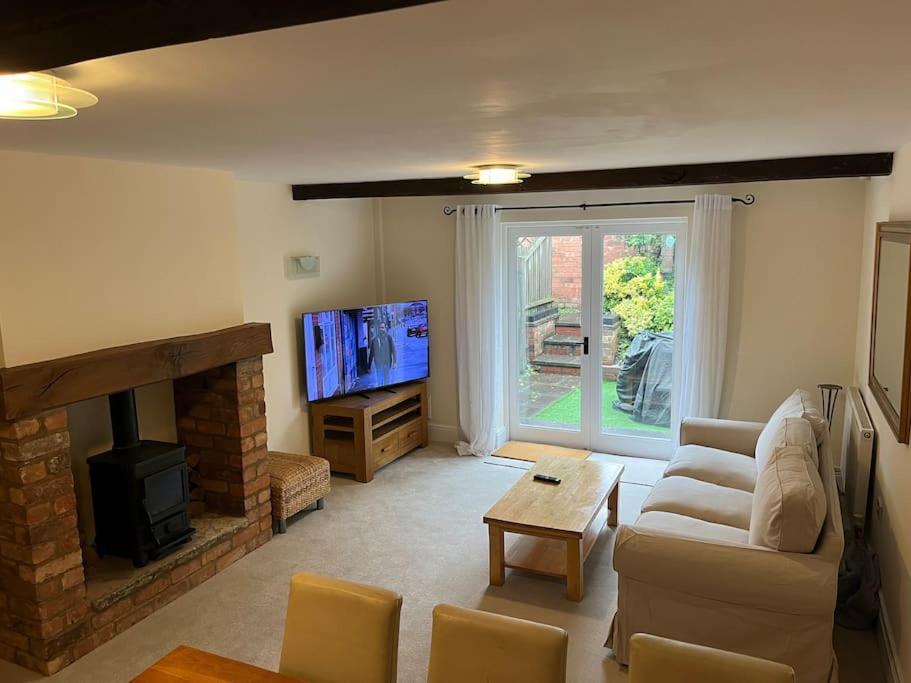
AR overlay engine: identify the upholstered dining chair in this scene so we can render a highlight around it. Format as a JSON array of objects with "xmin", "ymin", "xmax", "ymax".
[
  {"xmin": 629, "ymin": 633, "xmax": 797, "ymax": 683},
  {"xmin": 279, "ymin": 572, "xmax": 402, "ymax": 683},
  {"xmin": 426, "ymin": 604, "xmax": 568, "ymax": 683}
]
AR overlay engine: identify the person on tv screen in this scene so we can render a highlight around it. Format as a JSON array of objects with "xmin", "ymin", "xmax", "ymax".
[{"xmin": 368, "ymin": 321, "xmax": 397, "ymax": 385}]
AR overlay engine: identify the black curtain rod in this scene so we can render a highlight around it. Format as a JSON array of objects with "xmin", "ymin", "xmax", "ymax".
[{"xmin": 442, "ymin": 194, "xmax": 755, "ymax": 216}]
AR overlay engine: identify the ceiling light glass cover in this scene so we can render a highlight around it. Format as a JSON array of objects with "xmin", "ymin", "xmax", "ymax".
[
  {"xmin": 0, "ymin": 72, "xmax": 98, "ymax": 120},
  {"xmin": 464, "ymin": 164, "xmax": 531, "ymax": 185}
]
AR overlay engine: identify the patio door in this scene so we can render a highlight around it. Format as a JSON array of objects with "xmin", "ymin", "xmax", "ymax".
[{"xmin": 506, "ymin": 219, "xmax": 686, "ymax": 459}]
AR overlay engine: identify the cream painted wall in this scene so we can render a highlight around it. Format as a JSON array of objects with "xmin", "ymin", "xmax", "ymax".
[
  {"xmin": 0, "ymin": 151, "xmax": 243, "ymax": 365},
  {"xmin": 0, "ymin": 150, "xmax": 245, "ymax": 540},
  {"xmin": 235, "ymin": 181, "xmax": 376, "ymax": 454},
  {"xmin": 853, "ymin": 142, "xmax": 911, "ymax": 682},
  {"xmin": 381, "ymin": 178, "xmax": 866, "ymax": 444}
]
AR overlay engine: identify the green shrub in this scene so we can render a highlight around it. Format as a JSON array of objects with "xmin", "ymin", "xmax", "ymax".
[{"xmin": 603, "ymin": 255, "xmax": 674, "ymax": 355}]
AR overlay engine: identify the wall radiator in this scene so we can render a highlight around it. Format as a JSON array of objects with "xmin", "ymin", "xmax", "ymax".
[{"xmin": 840, "ymin": 387, "xmax": 876, "ymax": 533}]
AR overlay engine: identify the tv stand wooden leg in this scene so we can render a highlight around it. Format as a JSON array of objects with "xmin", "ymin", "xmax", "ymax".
[{"xmin": 488, "ymin": 524, "xmax": 505, "ymax": 586}]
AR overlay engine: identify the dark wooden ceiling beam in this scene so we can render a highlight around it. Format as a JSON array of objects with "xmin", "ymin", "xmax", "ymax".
[
  {"xmin": 0, "ymin": 1, "xmax": 442, "ymax": 73},
  {"xmin": 0, "ymin": 324, "xmax": 273, "ymax": 420},
  {"xmin": 290, "ymin": 153, "xmax": 894, "ymax": 200}
]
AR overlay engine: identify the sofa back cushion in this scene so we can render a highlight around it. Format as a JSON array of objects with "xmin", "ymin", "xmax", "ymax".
[
  {"xmin": 755, "ymin": 417, "xmax": 818, "ymax": 471},
  {"xmin": 766, "ymin": 389, "xmax": 828, "ymax": 444},
  {"xmin": 749, "ymin": 445, "xmax": 827, "ymax": 553}
]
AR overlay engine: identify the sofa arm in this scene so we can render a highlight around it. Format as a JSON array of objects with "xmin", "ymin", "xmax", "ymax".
[
  {"xmin": 613, "ymin": 524, "xmax": 837, "ymax": 617},
  {"xmin": 679, "ymin": 417, "xmax": 766, "ymax": 456}
]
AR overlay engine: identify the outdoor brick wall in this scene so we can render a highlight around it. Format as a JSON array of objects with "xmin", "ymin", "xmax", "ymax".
[
  {"xmin": 0, "ymin": 357, "xmax": 273, "ymax": 675},
  {"xmin": 550, "ymin": 236, "xmax": 581, "ymax": 304},
  {"xmin": 525, "ymin": 315, "xmax": 557, "ymax": 359}
]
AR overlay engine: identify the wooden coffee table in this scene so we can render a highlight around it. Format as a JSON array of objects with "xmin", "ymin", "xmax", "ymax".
[{"xmin": 483, "ymin": 456, "xmax": 623, "ymax": 601}]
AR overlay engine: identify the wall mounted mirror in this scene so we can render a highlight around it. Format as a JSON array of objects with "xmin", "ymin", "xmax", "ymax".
[{"xmin": 870, "ymin": 221, "xmax": 911, "ymax": 443}]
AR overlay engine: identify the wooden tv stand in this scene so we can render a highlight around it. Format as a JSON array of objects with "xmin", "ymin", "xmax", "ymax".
[{"xmin": 310, "ymin": 382, "xmax": 429, "ymax": 482}]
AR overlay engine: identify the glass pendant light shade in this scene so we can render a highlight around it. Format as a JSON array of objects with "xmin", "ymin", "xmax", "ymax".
[
  {"xmin": 0, "ymin": 72, "xmax": 98, "ymax": 120},
  {"xmin": 463, "ymin": 164, "xmax": 531, "ymax": 185}
]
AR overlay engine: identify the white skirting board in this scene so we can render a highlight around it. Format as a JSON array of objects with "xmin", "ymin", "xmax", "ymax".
[
  {"xmin": 879, "ymin": 593, "xmax": 905, "ymax": 683},
  {"xmin": 428, "ymin": 423, "xmax": 458, "ymax": 444}
]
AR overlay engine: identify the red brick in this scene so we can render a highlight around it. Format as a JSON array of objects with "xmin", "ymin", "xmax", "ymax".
[
  {"xmin": 25, "ymin": 501, "xmax": 51, "ymax": 525},
  {"xmin": 61, "ymin": 567, "xmax": 84, "ymax": 590},
  {"xmin": 202, "ymin": 540, "xmax": 231, "ymax": 565},
  {"xmin": 53, "ymin": 493, "xmax": 76, "ymax": 516},
  {"xmin": 196, "ymin": 420, "xmax": 226, "ymax": 436},
  {"xmin": 201, "ymin": 478, "xmax": 228, "ymax": 494},
  {"xmin": 17, "ymin": 433, "xmax": 70, "ymax": 462},
  {"xmin": 176, "ymin": 416, "xmax": 197, "ymax": 431},
  {"xmin": 45, "ymin": 451, "xmax": 70, "ymax": 475},
  {"xmin": 20, "ymin": 462, "xmax": 48, "ymax": 485},
  {"xmin": 42, "ymin": 411, "xmax": 68, "ymax": 433},
  {"xmin": 92, "ymin": 598, "xmax": 133, "ymax": 629},
  {"xmin": 183, "ymin": 432, "xmax": 214, "ymax": 449},
  {"xmin": 188, "ymin": 404, "xmax": 212, "ymax": 420},
  {"xmin": 248, "ymin": 473, "xmax": 270, "ymax": 495},
  {"xmin": 215, "ymin": 546, "xmax": 245, "ymax": 572},
  {"xmin": 115, "ymin": 603, "xmax": 154, "ymax": 634},
  {"xmin": 240, "ymin": 417, "xmax": 267, "ymax": 437},
  {"xmin": 170, "ymin": 557, "xmax": 201, "ymax": 584},
  {"xmin": 231, "ymin": 525, "xmax": 258, "ymax": 549},
  {"xmin": 153, "ymin": 579, "xmax": 190, "ymax": 610},
  {"xmin": 188, "ymin": 562, "xmax": 216, "ymax": 588},
  {"xmin": 20, "ymin": 550, "xmax": 82, "ymax": 584},
  {"xmin": 134, "ymin": 576, "xmax": 171, "ymax": 605}
]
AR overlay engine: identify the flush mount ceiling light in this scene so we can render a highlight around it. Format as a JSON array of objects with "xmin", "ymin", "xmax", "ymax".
[
  {"xmin": 0, "ymin": 72, "xmax": 98, "ymax": 120},
  {"xmin": 463, "ymin": 164, "xmax": 531, "ymax": 185}
]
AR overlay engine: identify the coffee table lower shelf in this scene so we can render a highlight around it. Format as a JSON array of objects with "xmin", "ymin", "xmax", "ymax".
[
  {"xmin": 505, "ymin": 506, "xmax": 609, "ymax": 578},
  {"xmin": 487, "ymin": 502, "xmax": 616, "ymax": 602}
]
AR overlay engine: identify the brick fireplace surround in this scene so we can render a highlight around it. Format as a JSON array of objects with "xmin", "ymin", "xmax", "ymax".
[{"xmin": 0, "ymin": 324, "xmax": 273, "ymax": 674}]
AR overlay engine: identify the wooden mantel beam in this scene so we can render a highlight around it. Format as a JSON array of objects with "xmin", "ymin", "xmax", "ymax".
[
  {"xmin": 0, "ymin": 324, "xmax": 273, "ymax": 420},
  {"xmin": 291, "ymin": 153, "xmax": 894, "ymax": 200},
  {"xmin": 0, "ymin": 1, "xmax": 442, "ymax": 73}
]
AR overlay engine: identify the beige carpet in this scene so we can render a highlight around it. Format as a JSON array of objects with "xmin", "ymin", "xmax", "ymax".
[
  {"xmin": 493, "ymin": 439, "xmax": 591, "ymax": 462},
  {"xmin": 0, "ymin": 445, "xmax": 884, "ymax": 683}
]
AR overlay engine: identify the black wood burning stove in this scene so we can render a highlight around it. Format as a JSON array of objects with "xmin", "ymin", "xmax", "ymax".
[{"xmin": 88, "ymin": 389, "xmax": 194, "ymax": 567}]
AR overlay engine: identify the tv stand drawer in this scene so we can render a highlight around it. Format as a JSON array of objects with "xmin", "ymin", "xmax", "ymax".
[
  {"xmin": 399, "ymin": 424, "xmax": 424, "ymax": 454},
  {"xmin": 372, "ymin": 432, "xmax": 399, "ymax": 465}
]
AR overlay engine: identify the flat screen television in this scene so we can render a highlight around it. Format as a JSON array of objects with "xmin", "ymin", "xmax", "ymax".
[{"xmin": 301, "ymin": 299, "xmax": 429, "ymax": 402}]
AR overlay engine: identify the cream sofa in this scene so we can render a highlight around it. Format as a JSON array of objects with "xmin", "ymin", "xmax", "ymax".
[{"xmin": 607, "ymin": 391, "xmax": 844, "ymax": 683}]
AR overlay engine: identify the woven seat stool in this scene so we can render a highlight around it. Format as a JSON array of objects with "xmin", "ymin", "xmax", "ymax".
[{"xmin": 268, "ymin": 452, "xmax": 330, "ymax": 533}]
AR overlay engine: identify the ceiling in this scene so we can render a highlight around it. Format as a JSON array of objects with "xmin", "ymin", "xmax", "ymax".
[{"xmin": 1, "ymin": 0, "xmax": 910, "ymax": 184}]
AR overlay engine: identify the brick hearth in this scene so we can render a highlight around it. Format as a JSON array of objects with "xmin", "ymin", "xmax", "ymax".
[{"xmin": 0, "ymin": 325, "xmax": 273, "ymax": 674}]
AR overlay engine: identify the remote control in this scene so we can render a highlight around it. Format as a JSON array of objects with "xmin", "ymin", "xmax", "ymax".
[{"xmin": 533, "ymin": 473, "xmax": 561, "ymax": 485}]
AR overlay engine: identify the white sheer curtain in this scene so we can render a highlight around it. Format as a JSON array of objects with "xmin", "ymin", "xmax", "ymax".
[
  {"xmin": 454, "ymin": 205, "xmax": 507, "ymax": 456},
  {"xmin": 677, "ymin": 194, "xmax": 733, "ymax": 424}
]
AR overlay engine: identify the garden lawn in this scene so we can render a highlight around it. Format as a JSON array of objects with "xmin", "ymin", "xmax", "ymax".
[{"xmin": 533, "ymin": 381, "xmax": 669, "ymax": 435}]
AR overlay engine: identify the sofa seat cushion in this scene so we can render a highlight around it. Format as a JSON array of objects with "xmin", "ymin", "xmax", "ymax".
[
  {"xmin": 635, "ymin": 511, "xmax": 749, "ymax": 545},
  {"xmin": 641, "ymin": 476, "xmax": 753, "ymax": 530},
  {"xmin": 749, "ymin": 445, "xmax": 827, "ymax": 553},
  {"xmin": 665, "ymin": 445, "xmax": 757, "ymax": 492}
]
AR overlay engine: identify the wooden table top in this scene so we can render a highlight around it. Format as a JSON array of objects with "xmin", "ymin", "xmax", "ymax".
[
  {"xmin": 483, "ymin": 457, "xmax": 623, "ymax": 537},
  {"xmin": 132, "ymin": 646, "xmax": 303, "ymax": 683}
]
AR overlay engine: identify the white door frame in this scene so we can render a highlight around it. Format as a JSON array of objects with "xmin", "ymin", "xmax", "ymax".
[
  {"xmin": 506, "ymin": 223, "xmax": 593, "ymax": 449},
  {"xmin": 505, "ymin": 217, "xmax": 688, "ymax": 459}
]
